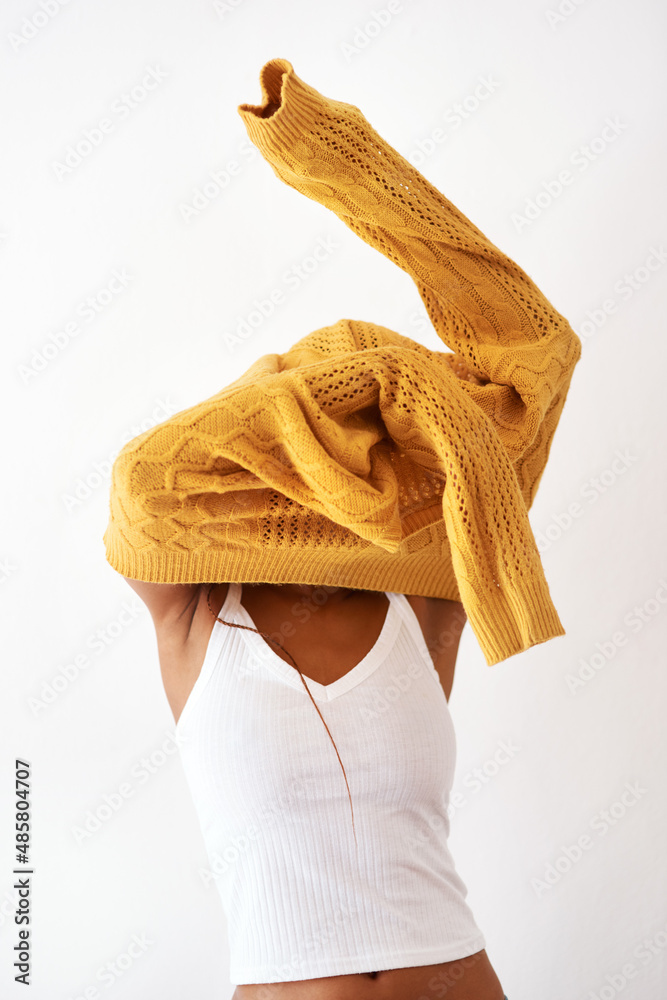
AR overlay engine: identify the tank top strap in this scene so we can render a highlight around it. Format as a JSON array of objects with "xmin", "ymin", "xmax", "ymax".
[
  {"xmin": 390, "ymin": 591, "xmax": 422, "ymax": 639},
  {"xmin": 224, "ymin": 581, "xmax": 242, "ymax": 616},
  {"xmin": 391, "ymin": 591, "xmax": 437, "ymax": 672},
  {"xmin": 211, "ymin": 580, "xmax": 242, "ymax": 625}
]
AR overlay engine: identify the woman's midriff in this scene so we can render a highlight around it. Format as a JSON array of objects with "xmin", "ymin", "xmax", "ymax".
[{"xmin": 232, "ymin": 948, "xmax": 506, "ymax": 1000}]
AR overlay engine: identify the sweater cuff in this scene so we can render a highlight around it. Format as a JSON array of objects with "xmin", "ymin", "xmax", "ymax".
[
  {"xmin": 238, "ymin": 57, "xmax": 340, "ymax": 155},
  {"xmin": 468, "ymin": 581, "xmax": 567, "ymax": 667}
]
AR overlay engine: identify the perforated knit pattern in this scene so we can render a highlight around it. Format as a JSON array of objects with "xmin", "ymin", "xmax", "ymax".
[{"xmin": 102, "ymin": 58, "xmax": 582, "ymax": 667}]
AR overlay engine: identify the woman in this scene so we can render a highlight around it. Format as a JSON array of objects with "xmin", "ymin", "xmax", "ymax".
[
  {"xmin": 105, "ymin": 57, "xmax": 581, "ymax": 999},
  {"xmin": 125, "ymin": 574, "xmax": 507, "ymax": 1000}
]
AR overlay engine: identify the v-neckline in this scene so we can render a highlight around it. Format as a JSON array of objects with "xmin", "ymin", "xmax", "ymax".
[{"xmin": 228, "ymin": 583, "xmax": 400, "ymax": 702}]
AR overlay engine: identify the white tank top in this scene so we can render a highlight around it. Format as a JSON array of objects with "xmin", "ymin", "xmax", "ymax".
[{"xmin": 176, "ymin": 583, "xmax": 486, "ymax": 985}]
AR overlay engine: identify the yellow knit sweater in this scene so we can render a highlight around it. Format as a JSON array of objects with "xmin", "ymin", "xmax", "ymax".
[{"xmin": 103, "ymin": 58, "xmax": 582, "ymax": 667}]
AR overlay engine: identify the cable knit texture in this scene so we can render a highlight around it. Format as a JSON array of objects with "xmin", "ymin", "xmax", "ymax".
[{"xmin": 103, "ymin": 58, "xmax": 582, "ymax": 667}]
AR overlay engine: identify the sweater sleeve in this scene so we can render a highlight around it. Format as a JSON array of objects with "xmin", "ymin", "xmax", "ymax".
[{"xmin": 238, "ymin": 59, "xmax": 582, "ymax": 488}]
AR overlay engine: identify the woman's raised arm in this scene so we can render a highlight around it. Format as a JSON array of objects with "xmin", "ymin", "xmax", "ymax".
[{"xmin": 123, "ymin": 577, "xmax": 201, "ymax": 631}]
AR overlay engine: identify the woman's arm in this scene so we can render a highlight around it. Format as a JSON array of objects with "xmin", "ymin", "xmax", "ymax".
[
  {"xmin": 406, "ymin": 595, "xmax": 467, "ymax": 701},
  {"xmin": 123, "ymin": 577, "xmax": 201, "ymax": 632}
]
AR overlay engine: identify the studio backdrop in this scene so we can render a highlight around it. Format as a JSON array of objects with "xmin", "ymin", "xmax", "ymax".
[{"xmin": 1, "ymin": 1, "xmax": 665, "ymax": 998}]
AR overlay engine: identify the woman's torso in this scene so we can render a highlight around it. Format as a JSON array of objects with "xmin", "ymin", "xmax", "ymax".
[
  {"xmin": 157, "ymin": 584, "xmax": 503, "ymax": 1000},
  {"xmin": 160, "ymin": 583, "xmax": 463, "ymax": 724}
]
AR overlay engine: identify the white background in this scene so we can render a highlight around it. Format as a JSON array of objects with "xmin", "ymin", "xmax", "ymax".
[{"xmin": 1, "ymin": 1, "xmax": 666, "ymax": 998}]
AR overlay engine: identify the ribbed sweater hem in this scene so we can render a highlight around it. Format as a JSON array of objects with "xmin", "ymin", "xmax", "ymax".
[
  {"xmin": 103, "ymin": 518, "xmax": 459, "ymax": 596},
  {"xmin": 103, "ymin": 515, "xmax": 564, "ymax": 665}
]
